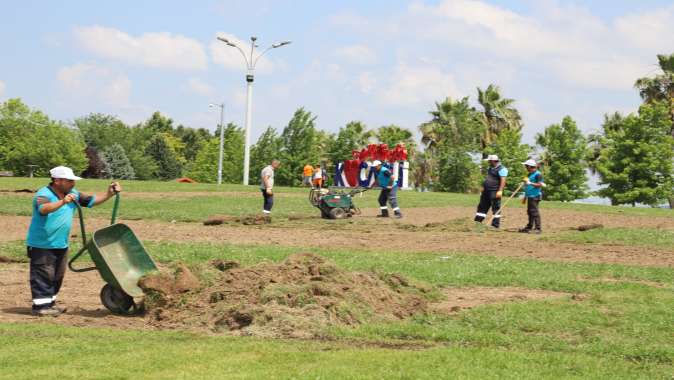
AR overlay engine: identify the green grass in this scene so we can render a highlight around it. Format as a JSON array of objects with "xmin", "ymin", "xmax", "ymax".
[
  {"xmin": 1, "ymin": 177, "xmax": 672, "ymax": 222},
  {"xmin": 1, "ymin": 240, "xmax": 673, "ymax": 378},
  {"xmin": 549, "ymin": 227, "xmax": 674, "ymax": 249},
  {"xmin": 4, "ymin": 323, "xmax": 668, "ymax": 380}
]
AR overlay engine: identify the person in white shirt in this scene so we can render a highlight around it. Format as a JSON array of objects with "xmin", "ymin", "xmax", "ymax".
[{"xmin": 260, "ymin": 159, "xmax": 280, "ymax": 220}]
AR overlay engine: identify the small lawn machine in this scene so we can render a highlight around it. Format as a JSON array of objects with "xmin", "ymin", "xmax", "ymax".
[{"xmin": 309, "ymin": 187, "xmax": 368, "ymax": 219}]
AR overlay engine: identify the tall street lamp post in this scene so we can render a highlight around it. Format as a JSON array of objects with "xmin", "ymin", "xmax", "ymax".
[
  {"xmin": 209, "ymin": 102, "xmax": 225, "ymax": 185},
  {"xmin": 216, "ymin": 35, "xmax": 291, "ymax": 185}
]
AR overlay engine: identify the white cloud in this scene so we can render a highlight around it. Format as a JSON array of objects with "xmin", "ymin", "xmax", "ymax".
[
  {"xmin": 379, "ymin": 64, "xmax": 460, "ymax": 107},
  {"xmin": 74, "ymin": 25, "xmax": 208, "ymax": 70},
  {"xmin": 57, "ymin": 63, "xmax": 131, "ymax": 107},
  {"xmin": 334, "ymin": 44, "xmax": 377, "ymax": 65},
  {"xmin": 0, "ymin": 80, "xmax": 5, "ymax": 98},
  {"xmin": 210, "ymin": 33, "xmax": 275, "ymax": 73},
  {"xmin": 614, "ymin": 5, "xmax": 674, "ymax": 52},
  {"xmin": 185, "ymin": 77, "xmax": 215, "ymax": 97},
  {"xmin": 357, "ymin": 72, "xmax": 375, "ymax": 94}
]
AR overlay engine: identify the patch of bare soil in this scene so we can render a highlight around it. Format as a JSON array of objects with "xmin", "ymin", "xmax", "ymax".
[
  {"xmin": 139, "ymin": 253, "xmax": 433, "ymax": 339},
  {"xmin": 430, "ymin": 287, "xmax": 570, "ymax": 314},
  {"xmin": 1, "ymin": 203, "xmax": 672, "ymax": 267},
  {"xmin": 0, "ymin": 264, "xmax": 148, "ymax": 330}
]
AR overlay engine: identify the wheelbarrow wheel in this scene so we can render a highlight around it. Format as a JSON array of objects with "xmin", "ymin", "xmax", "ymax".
[{"xmin": 100, "ymin": 284, "xmax": 137, "ymax": 315}]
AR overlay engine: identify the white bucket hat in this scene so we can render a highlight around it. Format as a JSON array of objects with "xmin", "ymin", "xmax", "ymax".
[
  {"xmin": 484, "ymin": 154, "xmax": 499, "ymax": 161},
  {"xmin": 49, "ymin": 166, "xmax": 82, "ymax": 181},
  {"xmin": 371, "ymin": 160, "xmax": 382, "ymax": 166},
  {"xmin": 522, "ymin": 159, "xmax": 537, "ymax": 167}
]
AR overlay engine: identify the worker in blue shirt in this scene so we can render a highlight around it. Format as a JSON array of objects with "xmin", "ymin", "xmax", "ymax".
[
  {"xmin": 26, "ymin": 166, "xmax": 122, "ymax": 316},
  {"xmin": 519, "ymin": 159, "xmax": 544, "ymax": 234},
  {"xmin": 474, "ymin": 155, "xmax": 508, "ymax": 228},
  {"xmin": 372, "ymin": 160, "xmax": 402, "ymax": 218}
]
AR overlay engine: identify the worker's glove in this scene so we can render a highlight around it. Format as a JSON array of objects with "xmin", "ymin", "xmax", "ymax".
[
  {"xmin": 521, "ymin": 197, "xmax": 527, "ymax": 205},
  {"xmin": 495, "ymin": 191, "xmax": 503, "ymax": 199},
  {"xmin": 266, "ymin": 188, "xmax": 273, "ymax": 195},
  {"xmin": 63, "ymin": 193, "xmax": 76, "ymax": 204}
]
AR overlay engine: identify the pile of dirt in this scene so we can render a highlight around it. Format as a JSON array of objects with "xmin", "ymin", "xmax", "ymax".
[
  {"xmin": 138, "ymin": 253, "xmax": 434, "ymax": 338},
  {"xmin": 203, "ymin": 215, "xmax": 271, "ymax": 226}
]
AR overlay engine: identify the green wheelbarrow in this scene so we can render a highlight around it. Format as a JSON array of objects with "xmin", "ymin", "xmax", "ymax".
[{"xmin": 68, "ymin": 193, "xmax": 158, "ymax": 315}]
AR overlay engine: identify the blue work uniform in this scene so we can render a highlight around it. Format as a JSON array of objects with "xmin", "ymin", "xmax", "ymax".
[
  {"xmin": 475, "ymin": 164, "xmax": 508, "ymax": 227},
  {"xmin": 376, "ymin": 165, "xmax": 401, "ymax": 217}
]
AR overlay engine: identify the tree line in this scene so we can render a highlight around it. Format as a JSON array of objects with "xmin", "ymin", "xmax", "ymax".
[{"xmin": 0, "ymin": 53, "xmax": 672, "ymax": 207}]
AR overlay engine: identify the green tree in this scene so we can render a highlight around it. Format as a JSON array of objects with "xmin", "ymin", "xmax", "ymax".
[
  {"xmin": 101, "ymin": 143, "xmax": 135, "ymax": 179},
  {"xmin": 144, "ymin": 111, "xmax": 175, "ymax": 133},
  {"xmin": 0, "ymin": 98, "xmax": 87, "ymax": 176},
  {"xmin": 634, "ymin": 53, "xmax": 674, "ymax": 136},
  {"xmin": 419, "ymin": 97, "xmax": 484, "ymax": 192},
  {"xmin": 174, "ymin": 125, "xmax": 211, "ymax": 161},
  {"xmin": 145, "ymin": 134, "xmax": 182, "ymax": 180},
  {"xmin": 327, "ymin": 121, "xmax": 372, "ymax": 164},
  {"xmin": 593, "ymin": 102, "xmax": 674, "ymax": 206},
  {"xmin": 249, "ymin": 127, "xmax": 282, "ymax": 183},
  {"xmin": 186, "ymin": 138, "xmax": 219, "ymax": 183},
  {"xmin": 373, "ymin": 124, "xmax": 415, "ymax": 150},
  {"xmin": 219, "ymin": 123, "xmax": 245, "ymax": 183},
  {"xmin": 484, "ymin": 128, "xmax": 531, "ymax": 193},
  {"xmin": 476, "ymin": 84, "xmax": 523, "ymax": 155},
  {"xmin": 536, "ymin": 116, "xmax": 589, "ymax": 201},
  {"xmin": 276, "ymin": 108, "xmax": 320, "ymax": 186},
  {"xmin": 75, "ymin": 113, "xmax": 131, "ymax": 150}
]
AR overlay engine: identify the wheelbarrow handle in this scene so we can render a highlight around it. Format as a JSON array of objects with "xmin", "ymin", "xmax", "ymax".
[
  {"xmin": 68, "ymin": 246, "xmax": 96, "ymax": 272},
  {"xmin": 110, "ymin": 191, "xmax": 120, "ymax": 225}
]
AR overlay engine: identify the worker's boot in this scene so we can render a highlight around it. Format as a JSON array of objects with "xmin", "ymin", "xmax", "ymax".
[
  {"xmin": 518, "ymin": 226, "xmax": 532, "ymax": 233},
  {"xmin": 393, "ymin": 210, "xmax": 403, "ymax": 219},
  {"xmin": 31, "ymin": 307, "xmax": 61, "ymax": 317},
  {"xmin": 377, "ymin": 209, "xmax": 389, "ymax": 218},
  {"xmin": 51, "ymin": 302, "xmax": 68, "ymax": 313}
]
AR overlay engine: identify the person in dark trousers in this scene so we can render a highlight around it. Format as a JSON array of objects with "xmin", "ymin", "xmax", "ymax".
[
  {"xmin": 260, "ymin": 159, "xmax": 280, "ymax": 221},
  {"xmin": 519, "ymin": 159, "xmax": 544, "ymax": 234},
  {"xmin": 372, "ymin": 160, "xmax": 402, "ymax": 218},
  {"xmin": 26, "ymin": 166, "xmax": 121, "ymax": 316},
  {"xmin": 474, "ymin": 155, "xmax": 508, "ymax": 228}
]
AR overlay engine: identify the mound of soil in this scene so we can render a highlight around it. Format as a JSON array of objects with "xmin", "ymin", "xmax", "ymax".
[
  {"xmin": 203, "ymin": 215, "xmax": 271, "ymax": 226},
  {"xmin": 139, "ymin": 253, "xmax": 434, "ymax": 338}
]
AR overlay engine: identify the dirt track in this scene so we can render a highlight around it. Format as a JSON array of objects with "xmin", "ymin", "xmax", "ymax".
[{"xmin": 1, "ymin": 206, "xmax": 672, "ymax": 267}]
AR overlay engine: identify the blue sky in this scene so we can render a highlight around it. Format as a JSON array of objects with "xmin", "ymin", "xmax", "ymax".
[{"xmin": 1, "ymin": 0, "xmax": 673, "ymax": 144}]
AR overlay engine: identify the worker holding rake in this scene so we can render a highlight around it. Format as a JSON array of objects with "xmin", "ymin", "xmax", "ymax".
[
  {"xmin": 518, "ymin": 159, "xmax": 544, "ymax": 234},
  {"xmin": 474, "ymin": 155, "xmax": 508, "ymax": 228}
]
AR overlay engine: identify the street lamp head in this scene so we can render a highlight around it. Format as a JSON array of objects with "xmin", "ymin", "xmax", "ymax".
[
  {"xmin": 272, "ymin": 41, "xmax": 292, "ymax": 48},
  {"xmin": 217, "ymin": 36, "xmax": 230, "ymax": 44}
]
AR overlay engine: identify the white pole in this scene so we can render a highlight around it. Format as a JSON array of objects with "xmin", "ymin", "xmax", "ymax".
[
  {"xmin": 243, "ymin": 74, "xmax": 254, "ymax": 185},
  {"xmin": 217, "ymin": 104, "xmax": 225, "ymax": 185}
]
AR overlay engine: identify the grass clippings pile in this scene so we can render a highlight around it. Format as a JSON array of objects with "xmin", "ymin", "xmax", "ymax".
[{"xmin": 139, "ymin": 253, "xmax": 435, "ymax": 338}]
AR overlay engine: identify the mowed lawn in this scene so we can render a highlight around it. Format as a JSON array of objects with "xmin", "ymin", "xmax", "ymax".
[{"xmin": 1, "ymin": 178, "xmax": 673, "ymax": 379}]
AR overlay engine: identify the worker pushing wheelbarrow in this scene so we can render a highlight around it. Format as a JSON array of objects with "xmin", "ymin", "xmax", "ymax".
[{"xmin": 68, "ymin": 191, "xmax": 158, "ymax": 315}]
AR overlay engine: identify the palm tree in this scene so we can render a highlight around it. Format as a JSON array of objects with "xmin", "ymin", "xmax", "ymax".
[
  {"xmin": 374, "ymin": 124, "xmax": 415, "ymax": 150},
  {"xmin": 476, "ymin": 84, "xmax": 523, "ymax": 154},
  {"xmin": 634, "ymin": 53, "xmax": 674, "ymax": 137}
]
